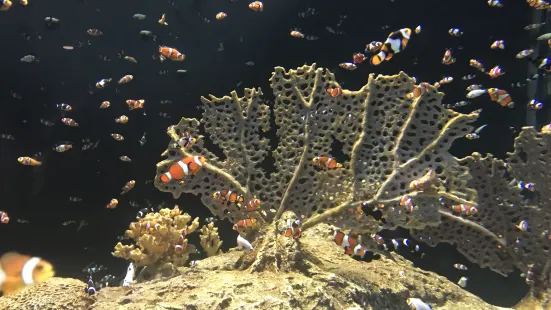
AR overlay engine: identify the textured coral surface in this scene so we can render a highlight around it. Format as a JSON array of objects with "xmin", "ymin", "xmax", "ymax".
[
  {"xmin": 154, "ymin": 64, "xmax": 479, "ymax": 234},
  {"xmin": 0, "ymin": 225, "xmax": 506, "ymax": 310}
]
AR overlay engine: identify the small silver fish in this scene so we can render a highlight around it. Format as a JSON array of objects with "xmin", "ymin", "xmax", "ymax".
[
  {"xmin": 133, "ymin": 13, "xmax": 146, "ymax": 20},
  {"xmin": 21, "ymin": 55, "xmax": 39, "ymax": 63}
]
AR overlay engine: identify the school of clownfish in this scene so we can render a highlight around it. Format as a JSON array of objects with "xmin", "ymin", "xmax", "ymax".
[{"xmin": 1, "ymin": 0, "xmax": 550, "ymax": 307}]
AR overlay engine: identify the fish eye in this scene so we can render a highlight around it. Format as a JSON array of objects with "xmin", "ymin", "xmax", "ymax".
[{"xmin": 35, "ymin": 265, "xmax": 44, "ymax": 271}]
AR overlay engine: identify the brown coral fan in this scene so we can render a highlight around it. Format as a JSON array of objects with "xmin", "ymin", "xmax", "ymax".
[
  {"xmin": 199, "ymin": 222, "xmax": 223, "ymax": 257},
  {"xmin": 155, "ymin": 64, "xmax": 478, "ymax": 233},
  {"xmin": 412, "ymin": 126, "xmax": 551, "ymax": 294},
  {"xmin": 112, "ymin": 206, "xmax": 200, "ymax": 268}
]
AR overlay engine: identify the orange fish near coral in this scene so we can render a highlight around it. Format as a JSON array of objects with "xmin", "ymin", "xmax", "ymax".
[
  {"xmin": 353, "ymin": 53, "xmax": 366, "ymax": 64},
  {"xmin": 409, "ymin": 169, "xmax": 436, "ymax": 190},
  {"xmin": 118, "ymin": 75, "xmax": 133, "ymax": 84},
  {"xmin": 326, "ymin": 87, "xmax": 342, "ymax": 97},
  {"xmin": 333, "ymin": 230, "xmax": 370, "ymax": 257},
  {"xmin": 177, "ymin": 132, "xmax": 196, "ymax": 148},
  {"xmin": 312, "ymin": 156, "xmax": 343, "ymax": 169},
  {"xmin": 140, "ymin": 220, "xmax": 160, "ymax": 233},
  {"xmin": 233, "ymin": 218, "xmax": 257, "ymax": 231},
  {"xmin": 242, "ymin": 198, "xmax": 261, "ymax": 212},
  {"xmin": 488, "ymin": 88, "xmax": 514, "ymax": 108},
  {"xmin": 406, "ymin": 82, "xmax": 430, "ymax": 99},
  {"xmin": 450, "ymin": 204, "xmax": 478, "ymax": 215},
  {"xmin": 17, "ymin": 156, "xmax": 41, "ymax": 166},
  {"xmin": 159, "ymin": 46, "xmax": 185, "ymax": 62},
  {"xmin": 281, "ymin": 219, "xmax": 302, "ymax": 239},
  {"xmin": 212, "ymin": 189, "xmax": 245, "ymax": 205},
  {"xmin": 370, "ymin": 28, "xmax": 411, "ymax": 66},
  {"xmin": 400, "ymin": 195, "xmax": 417, "ymax": 213},
  {"xmin": 160, "ymin": 156, "xmax": 207, "ymax": 183},
  {"xmin": 441, "ymin": 49, "xmax": 456, "ymax": 65},
  {"xmin": 0, "ymin": 211, "xmax": 9, "ymax": 223},
  {"xmin": 216, "ymin": 12, "xmax": 227, "ymax": 20},
  {"xmin": 0, "ymin": 252, "xmax": 55, "ymax": 295}
]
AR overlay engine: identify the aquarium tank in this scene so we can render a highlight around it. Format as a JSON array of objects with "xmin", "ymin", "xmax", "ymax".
[{"xmin": 0, "ymin": 0, "xmax": 550, "ymax": 309}]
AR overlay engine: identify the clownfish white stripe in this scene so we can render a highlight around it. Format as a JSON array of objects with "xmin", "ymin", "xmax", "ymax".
[
  {"xmin": 400, "ymin": 28, "xmax": 411, "ymax": 39},
  {"xmin": 387, "ymin": 38, "xmax": 401, "ymax": 53},
  {"xmin": 177, "ymin": 161, "xmax": 189, "ymax": 176},
  {"xmin": 163, "ymin": 172, "xmax": 172, "ymax": 181},
  {"xmin": 194, "ymin": 155, "xmax": 203, "ymax": 166},
  {"xmin": 0, "ymin": 264, "xmax": 6, "ymax": 287},
  {"xmin": 342, "ymin": 235, "xmax": 350, "ymax": 248},
  {"xmin": 22, "ymin": 257, "xmax": 41, "ymax": 286}
]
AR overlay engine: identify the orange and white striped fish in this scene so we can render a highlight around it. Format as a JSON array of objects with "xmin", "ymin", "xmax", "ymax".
[
  {"xmin": 442, "ymin": 49, "xmax": 456, "ymax": 65},
  {"xmin": 120, "ymin": 156, "xmax": 131, "ymax": 162},
  {"xmin": 399, "ymin": 195, "xmax": 417, "ymax": 213},
  {"xmin": 488, "ymin": 65, "xmax": 505, "ymax": 79},
  {"xmin": 290, "ymin": 30, "xmax": 304, "ymax": 38},
  {"xmin": 96, "ymin": 78, "xmax": 112, "ymax": 89},
  {"xmin": 106, "ymin": 199, "xmax": 118, "ymax": 209},
  {"xmin": 281, "ymin": 219, "xmax": 302, "ymax": 239},
  {"xmin": 212, "ymin": 189, "xmax": 245, "ymax": 205},
  {"xmin": 469, "ymin": 59, "xmax": 485, "ymax": 72},
  {"xmin": 56, "ymin": 103, "xmax": 72, "ymax": 111},
  {"xmin": 121, "ymin": 180, "xmax": 135, "ymax": 195},
  {"xmin": 527, "ymin": 0, "xmax": 551, "ymax": 10},
  {"xmin": 0, "ymin": 0, "xmax": 12, "ymax": 11},
  {"xmin": 365, "ymin": 41, "xmax": 383, "ymax": 53},
  {"xmin": 115, "ymin": 115, "xmax": 129, "ymax": 124},
  {"xmin": 140, "ymin": 220, "xmax": 160, "ymax": 233},
  {"xmin": 126, "ymin": 99, "xmax": 144, "ymax": 110},
  {"xmin": 406, "ymin": 82, "xmax": 430, "ymax": 99},
  {"xmin": 248, "ymin": 1, "xmax": 263, "ymax": 12},
  {"xmin": 54, "ymin": 144, "xmax": 72, "ymax": 152},
  {"xmin": 233, "ymin": 218, "xmax": 257, "ymax": 232},
  {"xmin": 177, "ymin": 132, "xmax": 196, "ymax": 148},
  {"xmin": 216, "ymin": 12, "xmax": 227, "ymax": 20},
  {"xmin": 87, "ymin": 29, "xmax": 103, "ymax": 36},
  {"xmin": 0, "ymin": 211, "xmax": 9, "ymax": 224},
  {"xmin": 370, "ymin": 28, "xmax": 412, "ymax": 66},
  {"xmin": 118, "ymin": 75, "xmax": 133, "ymax": 84},
  {"xmin": 0, "ymin": 252, "xmax": 55, "ymax": 295},
  {"xmin": 100, "ymin": 101, "xmax": 110, "ymax": 109},
  {"xmin": 352, "ymin": 53, "xmax": 366, "ymax": 64},
  {"xmin": 409, "ymin": 169, "xmax": 436, "ymax": 190},
  {"xmin": 312, "ymin": 156, "xmax": 343, "ymax": 169},
  {"xmin": 111, "ymin": 133, "xmax": 124, "ymax": 141},
  {"xmin": 450, "ymin": 204, "xmax": 478, "ymax": 215},
  {"xmin": 333, "ymin": 230, "xmax": 370, "ymax": 257},
  {"xmin": 61, "ymin": 118, "xmax": 79, "ymax": 127},
  {"xmin": 491, "ymin": 40, "xmax": 505, "ymax": 50},
  {"xmin": 326, "ymin": 87, "xmax": 342, "ymax": 97},
  {"xmin": 242, "ymin": 198, "xmax": 261, "ymax": 212},
  {"xmin": 158, "ymin": 13, "xmax": 168, "ymax": 26},
  {"xmin": 174, "ymin": 234, "xmax": 197, "ymax": 254},
  {"xmin": 17, "ymin": 157, "xmax": 41, "ymax": 166},
  {"xmin": 160, "ymin": 156, "xmax": 207, "ymax": 183},
  {"xmin": 159, "ymin": 46, "xmax": 185, "ymax": 62},
  {"xmin": 488, "ymin": 88, "xmax": 514, "ymax": 108}
]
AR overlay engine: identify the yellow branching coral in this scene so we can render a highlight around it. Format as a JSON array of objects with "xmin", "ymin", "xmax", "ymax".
[
  {"xmin": 154, "ymin": 64, "xmax": 478, "ymax": 235},
  {"xmin": 199, "ymin": 222, "xmax": 223, "ymax": 257},
  {"xmin": 112, "ymin": 206, "xmax": 200, "ymax": 267}
]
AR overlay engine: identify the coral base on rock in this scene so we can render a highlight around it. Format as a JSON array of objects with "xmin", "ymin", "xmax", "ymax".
[{"xmin": 0, "ymin": 225, "xmax": 510, "ymax": 310}]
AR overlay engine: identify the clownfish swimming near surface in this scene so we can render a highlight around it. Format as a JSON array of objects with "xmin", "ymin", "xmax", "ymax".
[
  {"xmin": 160, "ymin": 156, "xmax": 207, "ymax": 183},
  {"xmin": 370, "ymin": 28, "xmax": 412, "ymax": 66},
  {"xmin": 0, "ymin": 252, "xmax": 55, "ymax": 295}
]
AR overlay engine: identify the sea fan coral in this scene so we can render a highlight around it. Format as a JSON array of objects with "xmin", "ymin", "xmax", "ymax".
[{"xmin": 154, "ymin": 64, "xmax": 479, "ymax": 270}]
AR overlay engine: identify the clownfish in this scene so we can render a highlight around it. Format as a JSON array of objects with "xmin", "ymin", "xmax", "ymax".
[
  {"xmin": 312, "ymin": 156, "xmax": 343, "ymax": 169},
  {"xmin": 406, "ymin": 82, "xmax": 430, "ymax": 99},
  {"xmin": 0, "ymin": 0, "xmax": 12, "ymax": 11},
  {"xmin": 115, "ymin": 115, "xmax": 129, "ymax": 124},
  {"xmin": 339, "ymin": 62, "xmax": 357, "ymax": 70},
  {"xmin": 140, "ymin": 220, "xmax": 161, "ymax": 233},
  {"xmin": 370, "ymin": 28, "xmax": 412, "ymax": 66},
  {"xmin": 441, "ymin": 49, "xmax": 456, "ymax": 65},
  {"xmin": 111, "ymin": 133, "xmax": 124, "ymax": 141},
  {"xmin": 87, "ymin": 29, "xmax": 103, "ymax": 36},
  {"xmin": 528, "ymin": 99, "xmax": 544, "ymax": 110},
  {"xmin": 85, "ymin": 276, "xmax": 97, "ymax": 295},
  {"xmin": 449, "ymin": 204, "xmax": 478, "ymax": 215},
  {"xmin": 177, "ymin": 132, "xmax": 196, "ymax": 148},
  {"xmin": 160, "ymin": 156, "xmax": 207, "ymax": 183},
  {"xmin": 281, "ymin": 219, "xmax": 302, "ymax": 239},
  {"xmin": 242, "ymin": 198, "xmax": 261, "ymax": 212},
  {"xmin": 448, "ymin": 28, "xmax": 463, "ymax": 37},
  {"xmin": 159, "ymin": 46, "xmax": 185, "ymax": 62},
  {"xmin": 17, "ymin": 156, "xmax": 41, "ymax": 166},
  {"xmin": 121, "ymin": 180, "xmax": 135, "ymax": 195},
  {"xmin": 118, "ymin": 75, "xmax": 133, "ymax": 84},
  {"xmin": 488, "ymin": 66, "xmax": 505, "ymax": 79},
  {"xmin": 212, "ymin": 189, "xmax": 245, "ymax": 205},
  {"xmin": 491, "ymin": 40, "xmax": 505, "ymax": 49},
  {"xmin": 54, "ymin": 144, "xmax": 72, "ymax": 152},
  {"xmin": 56, "ymin": 103, "xmax": 72, "ymax": 111},
  {"xmin": 352, "ymin": 53, "xmax": 366, "ymax": 64},
  {"xmin": 216, "ymin": 12, "xmax": 227, "ymax": 20},
  {"xmin": 158, "ymin": 13, "xmax": 168, "ymax": 26},
  {"xmin": 233, "ymin": 218, "xmax": 257, "ymax": 232},
  {"xmin": 365, "ymin": 41, "xmax": 382, "ymax": 53},
  {"xmin": 100, "ymin": 101, "xmax": 110, "ymax": 109},
  {"xmin": 62, "ymin": 118, "xmax": 79, "ymax": 127},
  {"xmin": 96, "ymin": 78, "xmax": 112, "ymax": 89},
  {"xmin": 0, "ymin": 252, "xmax": 55, "ymax": 295},
  {"xmin": 488, "ymin": 88, "xmax": 514, "ymax": 108},
  {"xmin": 400, "ymin": 195, "xmax": 417, "ymax": 213},
  {"xmin": 0, "ymin": 211, "xmax": 9, "ymax": 223},
  {"xmin": 469, "ymin": 59, "xmax": 485, "ymax": 72},
  {"xmin": 106, "ymin": 199, "xmax": 118, "ymax": 209},
  {"xmin": 326, "ymin": 87, "xmax": 342, "ymax": 97},
  {"xmin": 516, "ymin": 49, "xmax": 534, "ymax": 59},
  {"xmin": 333, "ymin": 230, "xmax": 372, "ymax": 258},
  {"xmin": 248, "ymin": 1, "xmax": 263, "ymax": 12},
  {"xmin": 126, "ymin": 99, "xmax": 144, "ymax": 110},
  {"xmin": 409, "ymin": 169, "xmax": 436, "ymax": 190},
  {"xmin": 290, "ymin": 30, "xmax": 304, "ymax": 38},
  {"xmin": 174, "ymin": 234, "xmax": 190, "ymax": 254}
]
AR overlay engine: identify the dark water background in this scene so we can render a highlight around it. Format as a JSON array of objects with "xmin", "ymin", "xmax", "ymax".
[{"xmin": 0, "ymin": 0, "xmax": 545, "ymax": 306}]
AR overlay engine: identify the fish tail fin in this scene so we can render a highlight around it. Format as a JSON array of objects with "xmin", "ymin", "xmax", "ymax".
[{"xmin": 370, "ymin": 50, "xmax": 386, "ymax": 66}]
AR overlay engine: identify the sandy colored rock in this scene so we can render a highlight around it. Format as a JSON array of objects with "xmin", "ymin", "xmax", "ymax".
[{"xmin": 0, "ymin": 224, "xmax": 511, "ymax": 310}]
